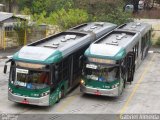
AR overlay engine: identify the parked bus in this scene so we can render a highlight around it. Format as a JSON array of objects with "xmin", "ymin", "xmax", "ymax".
[
  {"xmin": 80, "ymin": 22, "xmax": 151, "ymax": 96},
  {"xmin": 4, "ymin": 22, "xmax": 117, "ymax": 106}
]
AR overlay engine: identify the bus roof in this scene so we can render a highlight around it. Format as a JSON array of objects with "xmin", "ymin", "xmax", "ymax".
[
  {"xmin": 117, "ymin": 22, "xmax": 151, "ymax": 36},
  {"xmin": 85, "ymin": 22, "xmax": 151, "ymax": 60},
  {"xmin": 12, "ymin": 22, "xmax": 117, "ymax": 64},
  {"xmin": 69, "ymin": 22, "xmax": 117, "ymax": 39}
]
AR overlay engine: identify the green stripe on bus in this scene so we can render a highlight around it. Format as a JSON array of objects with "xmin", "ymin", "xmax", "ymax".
[
  {"xmin": 12, "ymin": 50, "xmax": 63, "ymax": 64},
  {"xmin": 84, "ymin": 48, "xmax": 126, "ymax": 60}
]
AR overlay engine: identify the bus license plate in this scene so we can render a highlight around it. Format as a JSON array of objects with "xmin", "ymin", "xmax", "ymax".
[
  {"xmin": 94, "ymin": 90, "xmax": 101, "ymax": 95},
  {"xmin": 21, "ymin": 100, "xmax": 29, "ymax": 104}
]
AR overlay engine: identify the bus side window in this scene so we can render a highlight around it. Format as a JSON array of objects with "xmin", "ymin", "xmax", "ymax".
[
  {"xmin": 51, "ymin": 65, "xmax": 54, "ymax": 85},
  {"xmin": 141, "ymin": 36, "xmax": 144, "ymax": 52},
  {"xmin": 132, "ymin": 42, "xmax": 139, "ymax": 59},
  {"xmin": 54, "ymin": 64, "xmax": 59, "ymax": 82},
  {"xmin": 62, "ymin": 57, "xmax": 70, "ymax": 81},
  {"xmin": 136, "ymin": 42, "xmax": 139, "ymax": 58},
  {"xmin": 55, "ymin": 61, "xmax": 68, "ymax": 83},
  {"xmin": 120, "ymin": 59, "xmax": 125, "ymax": 80},
  {"xmin": 147, "ymin": 30, "xmax": 151, "ymax": 45}
]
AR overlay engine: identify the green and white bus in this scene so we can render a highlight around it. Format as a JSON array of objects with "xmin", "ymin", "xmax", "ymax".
[
  {"xmin": 4, "ymin": 22, "xmax": 117, "ymax": 106},
  {"xmin": 80, "ymin": 22, "xmax": 151, "ymax": 96}
]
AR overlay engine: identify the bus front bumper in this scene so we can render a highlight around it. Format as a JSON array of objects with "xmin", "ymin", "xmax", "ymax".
[
  {"xmin": 8, "ymin": 92, "xmax": 49, "ymax": 106},
  {"xmin": 80, "ymin": 84, "xmax": 119, "ymax": 97}
]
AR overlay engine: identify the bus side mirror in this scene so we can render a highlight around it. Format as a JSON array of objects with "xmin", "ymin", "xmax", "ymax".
[
  {"xmin": 4, "ymin": 64, "xmax": 7, "ymax": 74},
  {"xmin": 3, "ymin": 59, "xmax": 12, "ymax": 74}
]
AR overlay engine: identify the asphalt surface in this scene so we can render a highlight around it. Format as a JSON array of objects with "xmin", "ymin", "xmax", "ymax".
[{"xmin": 0, "ymin": 47, "xmax": 20, "ymax": 59}]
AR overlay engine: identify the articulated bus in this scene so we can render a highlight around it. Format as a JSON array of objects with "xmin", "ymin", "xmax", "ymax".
[
  {"xmin": 80, "ymin": 22, "xmax": 151, "ymax": 96},
  {"xmin": 4, "ymin": 22, "xmax": 117, "ymax": 106}
]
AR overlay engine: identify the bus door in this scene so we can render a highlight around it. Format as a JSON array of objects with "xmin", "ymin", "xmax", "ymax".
[
  {"xmin": 69, "ymin": 49, "xmax": 86, "ymax": 88},
  {"xmin": 127, "ymin": 52, "xmax": 136, "ymax": 83},
  {"xmin": 69, "ymin": 54, "xmax": 82, "ymax": 88}
]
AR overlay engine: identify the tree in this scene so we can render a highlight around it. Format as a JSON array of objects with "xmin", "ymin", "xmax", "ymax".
[
  {"xmin": 47, "ymin": 8, "xmax": 89, "ymax": 30},
  {"xmin": 13, "ymin": 20, "xmax": 28, "ymax": 46},
  {"xmin": 74, "ymin": 0, "xmax": 132, "ymax": 25},
  {"xmin": 18, "ymin": 0, "xmax": 73, "ymax": 15},
  {"xmin": 5, "ymin": 0, "xmax": 18, "ymax": 12},
  {"xmin": 132, "ymin": 0, "xmax": 140, "ymax": 13}
]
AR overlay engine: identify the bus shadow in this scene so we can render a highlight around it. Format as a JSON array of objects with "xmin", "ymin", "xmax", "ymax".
[
  {"xmin": 12, "ymin": 103, "xmax": 52, "ymax": 113},
  {"xmin": 81, "ymin": 93, "xmax": 120, "ymax": 102}
]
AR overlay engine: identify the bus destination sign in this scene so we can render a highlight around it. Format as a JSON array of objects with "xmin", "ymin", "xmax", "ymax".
[{"xmin": 88, "ymin": 58, "xmax": 116, "ymax": 64}]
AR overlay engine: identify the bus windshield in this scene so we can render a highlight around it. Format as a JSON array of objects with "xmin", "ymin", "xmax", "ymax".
[
  {"xmin": 10, "ymin": 68, "xmax": 50, "ymax": 89},
  {"xmin": 85, "ymin": 64, "xmax": 119, "ymax": 82}
]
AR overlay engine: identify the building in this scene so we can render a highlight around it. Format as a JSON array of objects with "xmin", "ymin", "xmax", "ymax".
[{"xmin": 0, "ymin": 12, "xmax": 27, "ymax": 49}]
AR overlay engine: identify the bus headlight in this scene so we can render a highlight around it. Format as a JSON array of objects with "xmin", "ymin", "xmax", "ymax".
[
  {"xmin": 111, "ymin": 83, "xmax": 119, "ymax": 89},
  {"xmin": 8, "ymin": 87, "xmax": 13, "ymax": 93},
  {"xmin": 80, "ymin": 80, "xmax": 85, "ymax": 85},
  {"xmin": 41, "ymin": 91, "xmax": 50, "ymax": 97}
]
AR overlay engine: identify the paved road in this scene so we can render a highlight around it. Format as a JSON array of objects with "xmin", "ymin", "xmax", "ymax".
[{"xmin": 0, "ymin": 49, "xmax": 160, "ymax": 116}]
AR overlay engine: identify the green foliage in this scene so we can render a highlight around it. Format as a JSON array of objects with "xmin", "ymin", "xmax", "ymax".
[
  {"xmin": 18, "ymin": 0, "xmax": 131, "ymax": 30},
  {"xmin": 32, "ymin": 11, "xmax": 47, "ymax": 25},
  {"xmin": 48, "ymin": 0, "xmax": 73, "ymax": 12},
  {"xmin": 20, "ymin": 7, "xmax": 31, "ymax": 15},
  {"xmin": 31, "ymin": 0, "xmax": 50, "ymax": 14},
  {"xmin": 13, "ymin": 21, "xmax": 28, "ymax": 46},
  {"xmin": 86, "ymin": 0, "xmax": 132, "ymax": 25},
  {"xmin": 93, "ymin": 7, "xmax": 132, "ymax": 25},
  {"xmin": 19, "ymin": 0, "xmax": 74, "ymax": 15},
  {"xmin": 47, "ymin": 9, "xmax": 89, "ymax": 30}
]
